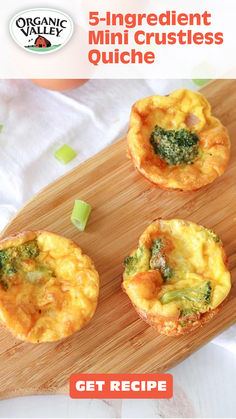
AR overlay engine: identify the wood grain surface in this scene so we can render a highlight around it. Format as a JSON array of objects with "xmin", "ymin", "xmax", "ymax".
[{"xmin": 0, "ymin": 80, "xmax": 236, "ymax": 400}]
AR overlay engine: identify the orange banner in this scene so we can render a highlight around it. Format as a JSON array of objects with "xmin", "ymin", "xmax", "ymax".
[{"xmin": 70, "ymin": 374, "xmax": 173, "ymax": 399}]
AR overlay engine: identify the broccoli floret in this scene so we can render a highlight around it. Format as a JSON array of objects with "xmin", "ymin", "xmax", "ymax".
[
  {"xmin": 18, "ymin": 240, "xmax": 40, "ymax": 259},
  {"xmin": 181, "ymin": 308, "xmax": 197, "ymax": 317},
  {"xmin": 0, "ymin": 240, "xmax": 39, "ymax": 274},
  {"xmin": 161, "ymin": 281, "xmax": 212, "ymax": 313},
  {"xmin": 150, "ymin": 238, "xmax": 173, "ymax": 281},
  {"xmin": 0, "ymin": 240, "xmax": 40, "ymax": 289},
  {"xmin": 0, "ymin": 248, "xmax": 14, "ymax": 267},
  {"xmin": 0, "ymin": 248, "xmax": 9, "ymax": 269},
  {"xmin": 6, "ymin": 265, "xmax": 17, "ymax": 276},
  {"xmin": 150, "ymin": 238, "xmax": 163, "ymax": 256},
  {"xmin": 0, "ymin": 248, "xmax": 17, "ymax": 276},
  {"xmin": 150, "ymin": 125, "xmax": 199, "ymax": 166},
  {"xmin": 124, "ymin": 256, "xmax": 137, "ymax": 274},
  {"xmin": 0, "ymin": 248, "xmax": 18, "ymax": 290},
  {"xmin": 124, "ymin": 246, "xmax": 150, "ymax": 278}
]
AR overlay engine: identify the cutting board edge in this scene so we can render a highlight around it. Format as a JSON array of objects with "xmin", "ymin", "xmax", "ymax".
[
  {"xmin": 0, "ymin": 385, "xmax": 68, "ymax": 401},
  {"xmin": 1, "ymin": 313, "xmax": 236, "ymax": 400}
]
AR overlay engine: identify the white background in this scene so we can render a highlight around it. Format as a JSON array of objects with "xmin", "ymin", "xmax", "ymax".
[{"xmin": 0, "ymin": 0, "xmax": 235, "ymax": 78}]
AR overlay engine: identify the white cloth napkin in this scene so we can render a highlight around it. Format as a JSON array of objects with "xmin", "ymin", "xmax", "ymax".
[{"xmin": 0, "ymin": 78, "xmax": 235, "ymax": 353}]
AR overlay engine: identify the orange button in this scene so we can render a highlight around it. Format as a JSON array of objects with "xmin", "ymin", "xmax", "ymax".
[{"xmin": 70, "ymin": 374, "xmax": 173, "ymax": 399}]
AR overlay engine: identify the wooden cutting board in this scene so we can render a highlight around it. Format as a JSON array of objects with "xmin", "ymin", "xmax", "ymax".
[{"xmin": 0, "ymin": 79, "xmax": 236, "ymax": 400}]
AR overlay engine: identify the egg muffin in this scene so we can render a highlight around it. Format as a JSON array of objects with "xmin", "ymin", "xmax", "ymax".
[
  {"xmin": 122, "ymin": 219, "xmax": 231, "ymax": 336},
  {"xmin": 0, "ymin": 231, "xmax": 99, "ymax": 343},
  {"xmin": 127, "ymin": 89, "xmax": 230, "ymax": 191}
]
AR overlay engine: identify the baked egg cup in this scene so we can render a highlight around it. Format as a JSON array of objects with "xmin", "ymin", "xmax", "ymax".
[
  {"xmin": 122, "ymin": 219, "xmax": 231, "ymax": 336},
  {"xmin": 0, "ymin": 231, "xmax": 99, "ymax": 343},
  {"xmin": 127, "ymin": 89, "xmax": 230, "ymax": 191}
]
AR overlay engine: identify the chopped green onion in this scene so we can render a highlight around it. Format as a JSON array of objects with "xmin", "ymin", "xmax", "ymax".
[
  {"xmin": 71, "ymin": 200, "xmax": 92, "ymax": 231},
  {"xmin": 54, "ymin": 144, "xmax": 77, "ymax": 165},
  {"xmin": 0, "ymin": 125, "xmax": 3, "ymax": 133},
  {"xmin": 192, "ymin": 79, "xmax": 211, "ymax": 87}
]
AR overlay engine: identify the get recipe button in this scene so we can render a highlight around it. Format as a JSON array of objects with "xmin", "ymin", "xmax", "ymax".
[{"xmin": 70, "ymin": 374, "xmax": 173, "ymax": 399}]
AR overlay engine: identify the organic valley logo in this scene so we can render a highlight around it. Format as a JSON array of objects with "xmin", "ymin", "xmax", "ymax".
[{"xmin": 10, "ymin": 8, "xmax": 73, "ymax": 53}]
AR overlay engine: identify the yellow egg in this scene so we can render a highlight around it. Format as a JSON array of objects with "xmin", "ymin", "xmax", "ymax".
[
  {"xmin": 122, "ymin": 219, "xmax": 231, "ymax": 336},
  {"xmin": 0, "ymin": 231, "xmax": 99, "ymax": 343},
  {"xmin": 127, "ymin": 89, "xmax": 230, "ymax": 191}
]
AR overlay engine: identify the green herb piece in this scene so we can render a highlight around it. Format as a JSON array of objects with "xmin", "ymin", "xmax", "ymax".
[
  {"xmin": 150, "ymin": 125, "xmax": 199, "ymax": 166},
  {"xmin": 0, "ymin": 125, "xmax": 3, "ymax": 133},
  {"xmin": 207, "ymin": 229, "xmax": 221, "ymax": 243},
  {"xmin": 54, "ymin": 144, "xmax": 77, "ymax": 165},
  {"xmin": 71, "ymin": 200, "xmax": 92, "ymax": 231}
]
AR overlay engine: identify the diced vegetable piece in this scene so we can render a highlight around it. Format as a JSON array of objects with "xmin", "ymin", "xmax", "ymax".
[
  {"xmin": 26, "ymin": 271, "xmax": 44, "ymax": 283},
  {"xmin": 26, "ymin": 266, "xmax": 52, "ymax": 283},
  {"xmin": 54, "ymin": 144, "xmax": 77, "ymax": 165},
  {"xmin": 192, "ymin": 79, "xmax": 211, "ymax": 86},
  {"xmin": 0, "ymin": 125, "xmax": 3, "ymax": 133},
  {"xmin": 71, "ymin": 200, "xmax": 92, "ymax": 231}
]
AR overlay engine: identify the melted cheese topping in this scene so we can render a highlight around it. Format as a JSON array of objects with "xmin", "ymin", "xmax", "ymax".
[
  {"xmin": 123, "ymin": 219, "xmax": 231, "ymax": 318},
  {"xmin": 0, "ymin": 231, "xmax": 99, "ymax": 343},
  {"xmin": 127, "ymin": 89, "xmax": 230, "ymax": 191}
]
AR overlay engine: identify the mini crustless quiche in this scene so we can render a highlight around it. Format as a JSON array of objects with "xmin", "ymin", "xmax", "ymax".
[
  {"xmin": 0, "ymin": 231, "xmax": 99, "ymax": 343},
  {"xmin": 122, "ymin": 219, "xmax": 231, "ymax": 336},
  {"xmin": 127, "ymin": 89, "xmax": 230, "ymax": 191}
]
